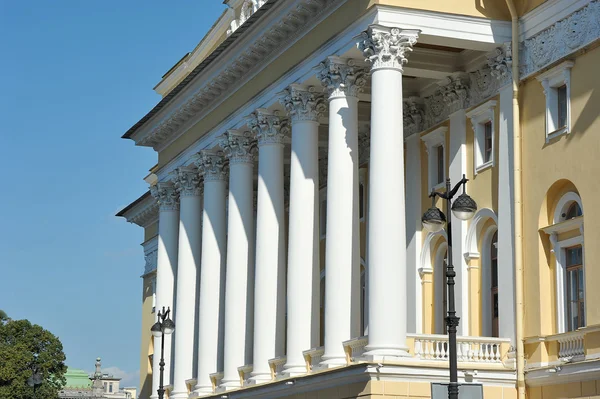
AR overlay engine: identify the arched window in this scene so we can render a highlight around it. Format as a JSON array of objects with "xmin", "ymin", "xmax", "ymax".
[
  {"xmin": 490, "ymin": 231, "xmax": 499, "ymax": 337},
  {"xmin": 543, "ymin": 191, "xmax": 585, "ymax": 333}
]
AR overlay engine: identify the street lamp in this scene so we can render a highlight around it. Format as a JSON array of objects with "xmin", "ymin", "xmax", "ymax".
[
  {"xmin": 151, "ymin": 306, "xmax": 175, "ymax": 399},
  {"xmin": 422, "ymin": 174, "xmax": 477, "ymax": 399},
  {"xmin": 27, "ymin": 369, "xmax": 43, "ymax": 398}
]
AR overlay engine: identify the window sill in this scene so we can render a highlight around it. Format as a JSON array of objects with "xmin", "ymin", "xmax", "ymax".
[
  {"xmin": 546, "ymin": 126, "xmax": 569, "ymax": 142},
  {"xmin": 475, "ymin": 161, "xmax": 494, "ymax": 175}
]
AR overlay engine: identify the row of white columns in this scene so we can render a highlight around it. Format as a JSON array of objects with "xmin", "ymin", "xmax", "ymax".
[{"xmin": 149, "ymin": 24, "xmax": 421, "ymax": 398}]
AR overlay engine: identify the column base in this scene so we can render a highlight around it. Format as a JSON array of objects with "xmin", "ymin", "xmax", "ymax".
[
  {"xmin": 217, "ymin": 379, "xmax": 242, "ymax": 392},
  {"xmin": 364, "ymin": 344, "xmax": 411, "ymax": 361},
  {"xmin": 319, "ymin": 355, "xmax": 347, "ymax": 369},
  {"xmin": 191, "ymin": 385, "xmax": 214, "ymax": 397},
  {"xmin": 282, "ymin": 364, "xmax": 308, "ymax": 377},
  {"xmin": 248, "ymin": 371, "xmax": 272, "ymax": 384},
  {"xmin": 170, "ymin": 391, "xmax": 190, "ymax": 399}
]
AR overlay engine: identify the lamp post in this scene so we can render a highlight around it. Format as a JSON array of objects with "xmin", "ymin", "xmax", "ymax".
[
  {"xmin": 422, "ymin": 174, "xmax": 477, "ymax": 399},
  {"xmin": 151, "ymin": 306, "xmax": 176, "ymax": 399}
]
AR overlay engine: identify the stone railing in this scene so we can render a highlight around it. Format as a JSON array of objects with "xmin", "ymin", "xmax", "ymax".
[
  {"xmin": 409, "ymin": 334, "xmax": 510, "ymax": 363},
  {"xmin": 237, "ymin": 364, "xmax": 253, "ymax": 386},
  {"xmin": 550, "ymin": 330, "xmax": 586, "ymax": 358},
  {"xmin": 303, "ymin": 346, "xmax": 325, "ymax": 373},
  {"xmin": 343, "ymin": 336, "xmax": 368, "ymax": 364},
  {"xmin": 268, "ymin": 356, "xmax": 287, "ymax": 380}
]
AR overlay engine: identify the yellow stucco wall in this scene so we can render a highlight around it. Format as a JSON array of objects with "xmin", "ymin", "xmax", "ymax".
[
  {"xmin": 139, "ymin": 273, "xmax": 155, "ymax": 399},
  {"xmin": 370, "ymin": 0, "xmax": 510, "ymax": 20},
  {"xmin": 521, "ymin": 46, "xmax": 600, "ymax": 339},
  {"xmin": 517, "ymin": 0, "xmax": 549, "ymax": 16},
  {"xmin": 528, "ymin": 380, "xmax": 600, "ymax": 399},
  {"xmin": 144, "ymin": 222, "xmax": 158, "ymax": 242}
]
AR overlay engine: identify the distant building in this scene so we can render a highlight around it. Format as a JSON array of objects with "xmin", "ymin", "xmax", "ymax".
[{"xmin": 59, "ymin": 358, "xmax": 136, "ymax": 399}]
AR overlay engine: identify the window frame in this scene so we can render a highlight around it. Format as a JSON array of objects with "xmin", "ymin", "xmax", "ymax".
[
  {"xmin": 420, "ymin": 126, "xmax": 447, "ymax": 192},
  {"xmin": 565, "ymin": 245, "xmax": 584, "ymax": 331},
  {"xmin": 466, "ymin": 100, "xmax": 497, "ymax": 175},
  {"xmin": 536, "ymin": 61, "xmax": 574, "ymax": 143}
]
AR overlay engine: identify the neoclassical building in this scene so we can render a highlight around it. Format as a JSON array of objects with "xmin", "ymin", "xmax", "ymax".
[{"xmin": 117, "ymin": 1, "xmax": 600, "ymax": 398}]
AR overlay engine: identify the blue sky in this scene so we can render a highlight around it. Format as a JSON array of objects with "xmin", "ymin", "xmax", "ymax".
[{"xmin": 0, "ymin": 0, "xmax": 226, "ymax": 389}]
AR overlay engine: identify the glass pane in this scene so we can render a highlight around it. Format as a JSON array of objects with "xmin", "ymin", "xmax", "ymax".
[
  {"xmin": 578, "ymin": 268, "xmax": 584, "ymax": 299},
  {"xmin": 565, "ymin": 202, "xmax": 582, "ymax": 219},
  {"xmin": 568, "ymin": 270, "xmax": 578, "ymax": 301},
  {"xmin": 566, "ymin": 247, "xmax": 582, "ymax": 267},
  {"xmin": 570, "ymin": 301, "xmax": 579, "ymax": 331},
  {"xmin": 493, "ymin": 293, "xmax": 499, "ymax": 317},
  {"xmin": 557, "ymin": 85, "xmax": 567, "ymax": 128},
  {"xmin": 437, "ymin": 145, "xmax": 444, "ymax": 184},
  {"xmin": 484, "ymin": 122, "xmax": 493, "ymax": 163},
  {"xmin": 491, "ymin": 260, "xmax": 498, "ymax": 288},
  {"xmin": 579, "ymin": 301, "xmax": 586, "ymax": 327}
]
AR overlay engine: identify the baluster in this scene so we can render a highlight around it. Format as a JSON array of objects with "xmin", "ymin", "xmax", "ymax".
[
  {"xmin": 414, "ymin": 339, "xmax": 422, "ymax": 359},
  {"xmin": 424, "ymin": 340, "xmax": 431, "ymax": 359},
  {"xmin": 441, "ymin": 341, "xmax": 447, "ymax": 359},
  {"xmin": 456, "ymin": 341, "xmax": 463, "ymax": 362},
  {"xmin": 466, "ymin": 342, "xmax": 473, "ymax": 361}
]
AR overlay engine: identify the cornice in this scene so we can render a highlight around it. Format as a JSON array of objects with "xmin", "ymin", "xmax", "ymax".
[
  {"xmin": 128, "ymin": 0, "xmax": 340, "ymax": 149},
  {"xmin": 118, "ymin": 192, "xmax": 159, "ymax": 228}
]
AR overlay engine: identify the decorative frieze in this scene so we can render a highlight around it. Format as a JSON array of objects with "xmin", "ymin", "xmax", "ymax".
[
  {"xmin": 488, "ymin": 43, "xmax": 512, "ymax": 81},
  {"xmin": 403, "ymin": 97, "xmax": 424, "ymax": 137},
  {"xmin": 279, "ymin": 84, "xmax": 327, "ymax": 123},
  {"xmin": 193, "ymin": 150, "xmax": 228, "ymax": 182},
  {"xmin": 358, "ymin": 25, "xmax": 419, "ymax": 72},
  {"xmin": 316, "ymin": 56, "xmax": 368, "ymax": 99},
  {"xmin": 219, "ymin": 129, "xmax": 257, "ymax": 164},
  {"xmin": 150, "ymin": 182, "xmax": 180, "ymax": 211},
  {"xmin": 520, "ymin": 0, "xmax": 600, "ymax": 79},
  {"xmin": 172, "ymin": 167, "xmax": 203, "ymax": 197},
  {"xmin": 247, "ymin": 108, "xmax": 290, "ymax": 146}
]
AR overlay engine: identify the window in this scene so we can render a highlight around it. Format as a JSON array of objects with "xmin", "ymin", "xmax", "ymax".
[
  {"xmin": 109, "ymin": 382, "xmax": 113, "ymax": 393},
  {"xmin": 542, "ymin": 191, "xmax": 585, "ymax": 334},
  {"xmin": 557, "ymin": 84, "xmax": 568, "ymax": 129},
  {"xmin": 537, "ymin": 61, "xmax": 574, "ymax": 142},
  {"xmin": 436, "ymin": 145, "xmax": 444, "ymax": 185},
  {"xmin": 466, "ymin": 100, "xmax": 496, "ymax": 174},
  {"xmin": 491, "ymin": 231, "xmax": 499, "ymax": 337},
  {"xmin": 421, "ymin": 126, "xmax": 447, "ymax": 191},
  {"xmin": 564, "ymin": 202, "xmax": 582, "ymax": 220},
  {"xmin": 484, "ymin": 122, "xmax": 493, "ymax": 163},
  {"xmin": 566, "ymin": 246, "xmax": 584, "ymax": 331}
]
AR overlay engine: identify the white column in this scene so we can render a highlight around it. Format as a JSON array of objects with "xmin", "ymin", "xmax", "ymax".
[
  {"xmin": 192, "ymin": 151, "xmax": 228, "ymax": 395},
  {"xmin": 170, "ymin": 168, "xmax": 203, "ymax": 398},
  {"xmin": 498, "ymin": 84, "xmax": 516, "ymax": 342},
  {"xmin": 247, "ymin": 109, "xmax": 288, "ymax": 383},
  {"xmin": 220, "ymin": 130, "xmax": 256, "ymax": 390},
  {"xmin": 358, "ymin": 25, "xmax": 419, "ymax": 359},
  {"xmin": 449, "ymin": 109, "xmax": 469, "ymax": 336},
  {"xmin": 317, "ymin": 56, "xmax": 365, "ymax": 366},
  {"xmin": 279, "ymin": 85, "xmax": 324, "ymax": 375},
  {"xmin": 405, "ymin": 133, "xmax": 423, "ymax": 334},
  {"xmin": 149, "ymin": 183, "xmax": 180, "ymax": 398}
]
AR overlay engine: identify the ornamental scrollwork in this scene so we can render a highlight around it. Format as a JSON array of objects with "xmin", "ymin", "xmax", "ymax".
[
  {"xmin": 193, "ymin": 150, "xmax": 228, "ymax": 182},
  {"xmin": 171, "ymin": 167, "xmax": 203, "ymax": 197},
  {"xmin": 150, "ymin": 182, "xmax": 180, "ymax": 211},
  {"xmin": 279, "ymin": 84, "xmax": 327, "ymax": 123},
  {"xmin": 219, "ymin": 129, "xmax": 257, "ymax": 165},
  {"xmin": 487, "ymin": 43, "xmax": 512, "ymax": 81},
  {"xmin": 316, "ymin": 56, "xmax": 367, "ymax": 99},
  {"xmin": 358, "ymin": 25, "xmax": 419, "ymax": 72},
  {"xmin": 246, "ymin": 109, "xmax": 290, "ymax": 146}
]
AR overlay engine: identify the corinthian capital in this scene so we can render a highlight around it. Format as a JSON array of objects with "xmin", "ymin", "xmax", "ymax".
[
  {"xmin": 316, "ymin": 56, "xmax": 367, "ymax": 99},
  {"xmin": 279, "ymin": 84, "xmax": 327, "ymax": 123},
  {"xmin": 246, "ymin": 109, "xmax": 290, "ymax": 146},
  {"xmin": 219, "ymin": 129, "xmax": 257, "ymax": 165},
  {"xmin": 193, "ymin": 150, "xmax": 227, "ymax": 182},
  {"xmin": 150, "ymin": 182, "xmax": 180, "ymax": 211},
  {"xmin": 358, "ymin": 25, "xmax": 419, "ymax": 72},
  {"xmin": 487, "ymin": 43, "xmax": 512, "ymax": 80},
  {"xmin": 171, "ymin": 167, "xmax": 202, "ymax": 197}
]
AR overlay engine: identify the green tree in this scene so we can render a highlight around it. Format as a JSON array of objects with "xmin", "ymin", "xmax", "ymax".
[{"xmin": 0, "ymin": 319, "xmax": 67, "ymax": 399}]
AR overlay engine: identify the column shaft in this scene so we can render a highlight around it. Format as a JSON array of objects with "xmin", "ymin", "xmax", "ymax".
[
  {"xmin": 150, "ymin": 183, "xmax": 180, "ymax": 398},
  {"xmin": 359, "ymin": 25, "xmax": 419, "ymax": 359},
  {"xmin": 317, "ymin": 57, "xmax": 365, "ymax": 366},
  {"xmin": 171, "ymin": 169, "xmax": 202, "ymax": 398},
  {"xmin": 249, "ymin": 110, "xmax": 287, "ymax": 382},
  {"xmin": 221, "ymin": 131, "xmax": 256, "ymax": 390},
  {"xmin": 193, "ymin": 153, "xmax": 227, "ymax": 395},
  {"xmin": 284, "ymin": 119, "xmax": 320, "ymax": 373}
]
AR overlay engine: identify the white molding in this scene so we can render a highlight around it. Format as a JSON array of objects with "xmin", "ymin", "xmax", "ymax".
[
  {"xmin": 466, "ymin": 100, "xmax": 497, "ymax": 176},
  {"xmin": 421, "ymin": 126, "xmax": 447, "ymax": 192},
  {"xmin": 464, "ymin": 208, "xmax": 498, "ymax": 260},
  {"xmin": 519, "ymin": 0, "xmax": 592, "ymax": 41},
  {"xmin": 433, "ymin": 241, "xmax": 448, "ymax": 335},
  {"xmin": 536, "ymin": 61, "xmax": 574, "ymax": 143},
  {"xmin": 525, "ymin": 358, "xmax": 600, "ymax": 387},
  {"xmin": 120, "ymin": 194, "xmax": 159, "ymax": 228},
  {"xmin": 553, "ymin": 191, "xmax": 583, "ymax": 224}
]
